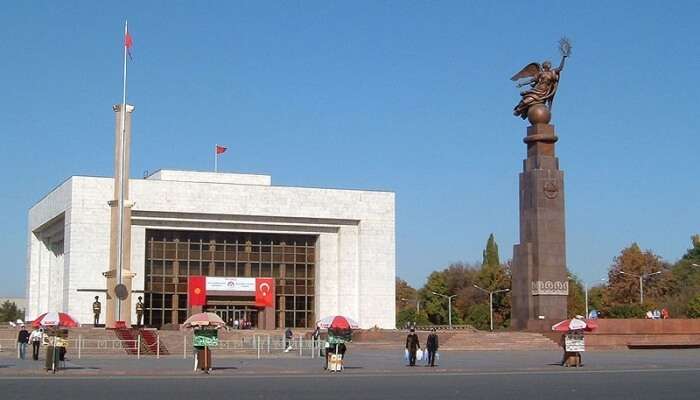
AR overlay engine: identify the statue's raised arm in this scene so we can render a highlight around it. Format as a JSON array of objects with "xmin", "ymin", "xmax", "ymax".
[{"xmin": 512, "ymin": 37, "xmax": 572, "ymax": 122}]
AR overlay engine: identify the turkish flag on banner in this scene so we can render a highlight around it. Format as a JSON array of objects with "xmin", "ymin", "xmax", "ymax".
[
  {"xmin": 188, "ymin": 276, "xmax": 207, "ymax": 306},
  {"xmin": 255, "ymin": 278, "xmax": 275, "ymax": 307},
  {"xmin": 215, "ymin": 145, "xmax": 227, "ymax": 154}
]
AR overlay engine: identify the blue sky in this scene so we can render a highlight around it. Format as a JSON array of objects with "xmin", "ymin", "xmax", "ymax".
[{"xmin": 1, "ymin": 2, "xmax": 699, "ymax": 297}]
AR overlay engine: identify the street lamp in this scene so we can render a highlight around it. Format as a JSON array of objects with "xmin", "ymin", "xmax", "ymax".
[
  {"xmin": 618, "ymin": 270, "xmax": 662, "ymax": 304},
  {"xmin": 472, "ymin": 285, "xmax": 510, "ymax": 331},
  {"xmin": 691, "ymin": 263, "xmax": 700, "ymax": 268},
  {"xmin": 431, "ymin": 292, "xmax": 457, "ymax": 329},
  {"xmin": 582, "ymin": 278, "xmax": 607, "ymax": 318},
  {"xmin": 400, "ymin": 297, "xmax": 420, "ymax": 315}
]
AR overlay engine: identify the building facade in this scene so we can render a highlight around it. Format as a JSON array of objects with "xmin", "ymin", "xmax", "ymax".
[{"xmin": 26, "ymin": 170, "xmax": 395, "ymax": 329}]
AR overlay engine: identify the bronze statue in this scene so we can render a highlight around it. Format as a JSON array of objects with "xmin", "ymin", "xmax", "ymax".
[{"xmin": 512, "ymin": 38, "xmax": 572, "ymax": 121}]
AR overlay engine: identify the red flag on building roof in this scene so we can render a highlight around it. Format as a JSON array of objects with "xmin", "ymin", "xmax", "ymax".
[{"xmin": 216, "ymin": 145, "xmax": 227, "ymax": 154}]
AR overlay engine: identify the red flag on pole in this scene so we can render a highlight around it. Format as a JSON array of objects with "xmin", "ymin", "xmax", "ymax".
[
  {"xmin": 188, "ymin": 276, "xmax": 207, "ymax": 306},
  {"xmin": 124, "ymin": 30, "xmax": 134, "ymax": 60},
  {"xmin": 216, "ymin": 145, "xmax": 227, "ymax": 154}
]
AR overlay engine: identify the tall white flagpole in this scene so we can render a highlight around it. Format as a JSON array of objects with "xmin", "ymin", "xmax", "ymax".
[
  {"xmin": 214, "ymin": 144, "xmax": 218, "ymax": 172},
  {"xmin": 116, "ymin": 20, "xmax": 129, "ymax": 322}
]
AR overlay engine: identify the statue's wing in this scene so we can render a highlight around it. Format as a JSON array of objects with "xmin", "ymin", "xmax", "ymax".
[{"xmin": 510, "ymin": 62, "xmax": 541, "ymax": 81}]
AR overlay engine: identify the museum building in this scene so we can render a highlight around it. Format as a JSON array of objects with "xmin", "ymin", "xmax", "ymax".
[{"xmin": 26, "ymin": 169, "xmax": 395, "ymax": 329}]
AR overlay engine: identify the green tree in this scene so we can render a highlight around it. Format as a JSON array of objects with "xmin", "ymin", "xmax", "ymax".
[
  {"xmin": 465, "ymin": 303, "xmax": 490, "ymax": 330},
  {"xmin": 567, "ymin": 273, "xmax": 586, "ymax": 317},
  {"xmin": 669, "ymin": 235, "xmax": 700, "ymax": 317},
  {"xmin": 0, "ymin": 301, "xmax": 23, "ymax": 322},
  {"xmin": 687, "ymin": 294, "xmax": 700, "ymax": 318},
  {"xmin": 482, "ymin": 233, "xmax": 500, "ymax": 267}
]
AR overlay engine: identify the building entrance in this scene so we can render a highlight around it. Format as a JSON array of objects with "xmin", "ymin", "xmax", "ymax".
[{"xmin": 206, "ymin": 305, "xmax": 259, "ymax": 329}]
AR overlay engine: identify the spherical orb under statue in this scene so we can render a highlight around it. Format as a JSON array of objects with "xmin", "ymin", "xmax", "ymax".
[{"xmin": 527, "ymin": 104, "xmax": 551, "ymax": 125}]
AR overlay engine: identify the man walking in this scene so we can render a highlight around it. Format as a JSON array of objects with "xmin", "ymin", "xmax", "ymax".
[
  {"xmin": 405, "ymin": 328, "xmax": 420, "ymax": 366},
  {"xmin": 92, "ymin": 296, "xmax": 101, "ymax": 326},
  {"xmin": 17, "ymin": 325, "xmax": 29, "ymax": 360},
  {"xmin": 426, "ymin": 328, "xmax": 439, "ymax": 367},
  {"xmin": 29, "ymin": 328, "xmax": 44, "ymax": 360}
]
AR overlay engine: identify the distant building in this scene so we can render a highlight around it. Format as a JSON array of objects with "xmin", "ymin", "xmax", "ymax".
[{"xmin": 26, "ymin": 170, "xmax": 396, "ymax": 329}]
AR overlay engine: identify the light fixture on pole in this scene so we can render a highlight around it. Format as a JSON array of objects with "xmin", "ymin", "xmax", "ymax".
[
  {"xmin": 400, "ymin": 297, "xmax": 421, "ymax": 315},
  {"xmin": 431, "ymin": 292, "xmax": 457, "ymax": 329},
  {"xmin": 582, "ymin": 278, "xmax": 607, "ymax": 318},
  {"xmin": 473, "ymin": 285, "xmax": 510, "ymax": 331},
  {"xmin": 618, "ymin": 270, "xmax": 662, "ymax": 304}
]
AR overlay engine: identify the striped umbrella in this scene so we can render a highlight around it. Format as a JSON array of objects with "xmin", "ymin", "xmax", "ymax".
[{"xmin": 31, "ymin": 312, "xmax": 80, "ymax": 328}]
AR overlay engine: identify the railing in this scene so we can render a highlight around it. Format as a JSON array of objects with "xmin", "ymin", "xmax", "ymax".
[
  {"xmin": 411, "ymin": 325, "xmax": 474, "ymax": 331},
  {"xmin": 2, "ymin": 334, "xmax": 322, "ymax": 360},
  {"xmin": 182, "ymin": 335, "xmax": 321, "ymax": 360}
]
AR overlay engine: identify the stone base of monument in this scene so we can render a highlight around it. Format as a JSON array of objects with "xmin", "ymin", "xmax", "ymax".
[{"xmin": 529, "ymin": 319, "xmax": 700, "ymax": 350}]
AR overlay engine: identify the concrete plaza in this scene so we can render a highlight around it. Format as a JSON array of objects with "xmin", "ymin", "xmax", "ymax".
[{"xmin": 3, "ymin": 348, "xmax": 700, "ymax": 399}]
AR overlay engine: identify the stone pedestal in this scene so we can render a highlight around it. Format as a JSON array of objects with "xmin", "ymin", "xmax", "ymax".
[{"xmin": 512, "ymin": 118, "xmax": 568, "ymax": 329}]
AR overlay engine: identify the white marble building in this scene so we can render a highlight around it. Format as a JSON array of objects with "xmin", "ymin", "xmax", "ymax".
[{"xmin": 26, "ymin": 170, "xmax": 395, "ymax": 329}]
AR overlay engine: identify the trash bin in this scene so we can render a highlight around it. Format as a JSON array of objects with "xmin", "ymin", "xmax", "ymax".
[{"xmin": 45, "ymin": 346, "xmax": 61, "ymax": 371}]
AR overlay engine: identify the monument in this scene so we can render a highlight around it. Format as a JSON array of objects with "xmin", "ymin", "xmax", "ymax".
[{"xmin": 511, "ymin": 39, "xmax": 572, "ymax": 329}]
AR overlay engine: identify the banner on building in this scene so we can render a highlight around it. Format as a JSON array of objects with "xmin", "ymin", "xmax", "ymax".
[
  {"xmin": 188, "ymin": 276, "xmax": 207, "ymax": 306},
  {"xmin": 255, "ymin": 278, "xmax": 275, "ymax": 307},
  {"xmin": 206, "ymin": 277, "xmax": 256, "ymax": 293}
]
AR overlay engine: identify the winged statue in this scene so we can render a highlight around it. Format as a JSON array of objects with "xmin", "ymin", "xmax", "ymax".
[{"xmin": 512, "ymin": 38, "xmax": 572, "ymax": 120}]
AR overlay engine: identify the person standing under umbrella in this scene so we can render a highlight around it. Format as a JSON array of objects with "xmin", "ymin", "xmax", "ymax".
[
  {"xmin": 17, "ymin": 325, "xmax": 29, "ymax": 360},
  {"xmin": 426, "ymin": 328, "xmax": 439, "ymax": 367},
  {"xmin": 405, "ymin": 328, "xmax": 420, "ymax": 366}
]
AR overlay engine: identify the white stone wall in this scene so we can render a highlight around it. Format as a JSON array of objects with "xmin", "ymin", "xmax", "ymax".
[{"xmin": 27, "ymin": 172, "xmax": 396, "ymax": 328}]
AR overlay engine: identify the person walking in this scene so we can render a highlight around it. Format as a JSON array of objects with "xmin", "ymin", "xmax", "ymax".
[
  {"xmin": 29, "ymin": 328, "xmax": 44, "ymax": 360},
  {"xmin": 17, "ymin": 325, "xmax": 30, "ymax": 360},
  {"xmin": 426, "ymin": 328, "xmax": 439, "ymax": 367},
  {"xmin": 405, "ymin": 328, "xmax": 420, "ymax": 366},
  {"xmin": 284, "ymin": 327, "xmax": 293, "ymax": 352}
]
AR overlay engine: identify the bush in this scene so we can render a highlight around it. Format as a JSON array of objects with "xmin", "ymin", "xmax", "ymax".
[
  {"xmin": 465, "ymin": 303, "xmax": 490, "ymax": 330},
  {"xmin": 688, "ymin": 295, "xmax": 700, "ymax": 318},
  {"xmin": 605, "ymin": 303, "xmax": 647, "ymax": 319}
]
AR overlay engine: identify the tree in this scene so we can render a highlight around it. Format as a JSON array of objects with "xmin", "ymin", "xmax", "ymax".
[
  {"xmin": 669, "ymin": 235, "xmax": 700, "ymax": 317},
  {"xmin": 567, "ymin": 273, "xmax": 586, "ymax": 317},
  {"xmin": 606, "ymin": 243, "xmax": 672, "ymax": 305},
  {"xmin": 0, "ymin": 301, "xmax": 23, "ymax": 322},
  {"xmin": 395, "ymin": 278, "xmax": 417, "ymax": 313},
  {"xmin": 687, "ymin": 294, "xmax": 700, "ymax": 319},
  {"xmin": 482, "ymin": 233, "xmax": 500, "ymax": 267}
]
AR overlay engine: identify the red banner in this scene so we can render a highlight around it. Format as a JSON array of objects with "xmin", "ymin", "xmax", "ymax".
[
  {"xmin": 188, "ymin": 276, "xmax": 207, "ymax": 306},
  {"xmin": 255, "ymin": 278, "xmax": 275, "ymax": 307}
]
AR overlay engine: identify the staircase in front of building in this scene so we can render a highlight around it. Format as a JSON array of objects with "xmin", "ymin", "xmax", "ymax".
[{"xmin": 113, "ymin": 328, "xmax": 170, "ymax": 355}]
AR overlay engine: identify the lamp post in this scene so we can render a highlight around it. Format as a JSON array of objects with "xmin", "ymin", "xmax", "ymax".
[
  {"xmin": 400, "ymin": 297, "xmax": 420, "ymax": 315},
  {"xmin": 582, "ymin": 278, "xmax": 607, "ymax": 318},
  {"xmin": 431, "ymin": 292, "xmax": 457, "ymax": 329},
  {"xmin": 618, "ymin": 270, "xmax": 662, "ymax": 304},
  {"xmin": 472, "ymin": 285, "xmax": 510, "ymax": 331}
]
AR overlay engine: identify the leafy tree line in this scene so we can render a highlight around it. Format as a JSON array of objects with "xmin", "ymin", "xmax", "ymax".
[
  {"xmin": 588, "ymin": 236, "xmax": 700, "ymax": 318},
  {"xmin": 396, "ymin": 234, "xmax": 700, "ymax": 329},
  {"xmin": 0, "ymin": 301, "xmax": 24, "ymax": 322},
  {"xmin": 396, "ymin": 234, "xmax": 514, "ymax": 330}
]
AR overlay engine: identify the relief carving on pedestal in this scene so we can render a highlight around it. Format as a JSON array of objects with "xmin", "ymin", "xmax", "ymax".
[
  {"xmin": 531, "ymin": 280, "xmax": 569, "ymax": 295},
  {"xmin": 543, "ymin": 181, "xmax": 559, "ymax": 199}
]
